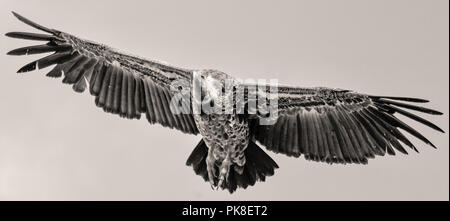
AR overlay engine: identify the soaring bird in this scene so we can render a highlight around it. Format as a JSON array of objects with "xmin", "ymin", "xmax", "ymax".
[{"xmin": 6, "ymin": 12, "xmax": 444, "ymax": 193}]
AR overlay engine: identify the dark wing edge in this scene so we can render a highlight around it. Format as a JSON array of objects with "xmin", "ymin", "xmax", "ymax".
[
  {"xmin": 250, "ymin": 86, "xmax": 444, "ymax": 165},
  {"xmin": 6, "ymin": 12, "xmax": 198, "ymax": 135}
]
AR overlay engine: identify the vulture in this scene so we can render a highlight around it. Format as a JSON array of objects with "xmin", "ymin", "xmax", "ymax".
[{"xmin": 6, "ymin": 12, "xmax": 444, "ymax": 193}]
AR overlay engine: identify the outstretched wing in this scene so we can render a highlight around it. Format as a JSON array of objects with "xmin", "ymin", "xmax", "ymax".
[
  {"xmin": 6, "ymin": 12, "xmax": 198, "ymax": 135},
  {"xmin": 249, "ymin": 85, "xmax": 444, "ymax": 164}
]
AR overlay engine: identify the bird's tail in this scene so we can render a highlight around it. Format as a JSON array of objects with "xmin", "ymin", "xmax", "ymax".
[{"xmin": 186, "ymin": 139, "xmax": 279, "ymax": 193}]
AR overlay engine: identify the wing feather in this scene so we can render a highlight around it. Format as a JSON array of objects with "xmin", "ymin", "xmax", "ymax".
[
  {"xmin": 7, "ymin": 43, "xmax": 71, "ymax": 55},
  {"xmin": 249, "ymin": 84, "xmax": 443, "ymax": 164},
  {"xmin": 7, "ymin": 12, "xmax": 198, "ymax": 135}
]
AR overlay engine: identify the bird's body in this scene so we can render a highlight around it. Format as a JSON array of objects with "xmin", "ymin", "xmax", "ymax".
[
  {"xmin": 191, "ymin": 70, "xmax": 250, "ymax": 188},
  {"xmin": 6, "ymin": 12, "xmax": 444, "ymax": 193},
  {"xmin": 194, "ymin": 109, "xmax": 250, "ymax": 188}
]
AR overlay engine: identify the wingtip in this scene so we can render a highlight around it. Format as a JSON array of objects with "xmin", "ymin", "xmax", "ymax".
[
  {"xmin": 11, "ymin": 11, "xmax": 22, "ymax": 20},
  {"xmin": 436, "ymin": 127, "xmax": 445, "ymax": 133},
  {"xmin": 409, "ymin": 98, "xmax": 430, "ymax": 103},
  {"xmin": 9, "ymin": 11, "xmax": 57, "ymax": 35},
  {"xmin": 428, "ymin": 110, "xmax": 444, "ymax": 115},
  {"xmin": 17, "ymin": 68, "xmax": 26, "ymax": 73},
  {"xmin": 17, "ymin": 62, "xmax": 37, "ymax": 73},
  {"xmin": 428, "ymin": 142, "xmax": 437, "ymax": 149},
  {"xmin": 370, "ymin": 96, "xmax": 430, "ymax": 103}
]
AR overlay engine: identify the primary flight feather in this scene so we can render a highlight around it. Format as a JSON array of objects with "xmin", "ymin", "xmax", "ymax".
[{"xmin": 6, "ymin": 12, "xmax": 444, "ymax": 193}]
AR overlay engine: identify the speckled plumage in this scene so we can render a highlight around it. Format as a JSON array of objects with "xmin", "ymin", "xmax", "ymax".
[
  {"xmin": 194, "ymin": 112, "xmax": 249, "ymax": 186},
  {"xmin": 192, "ymin": 70, "xmax": 250, "ymax": 188}
]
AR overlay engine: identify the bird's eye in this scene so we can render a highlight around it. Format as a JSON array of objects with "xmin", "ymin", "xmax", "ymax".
[
  {"xmin": 210, "ymin": 100, "xmax": 214, "ymax": 107},
  {"xmin": 222, "ymin": 87, "xmax": 226, "ymax": 93}
]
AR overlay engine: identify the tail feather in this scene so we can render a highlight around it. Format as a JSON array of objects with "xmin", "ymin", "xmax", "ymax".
[
  {"xmin": 186, "ymin": 139, "xmax": 278, "ymax": 193},
  {"xmin": 186, "ymin": 139, "xmax": 209, "ymax": 182}
]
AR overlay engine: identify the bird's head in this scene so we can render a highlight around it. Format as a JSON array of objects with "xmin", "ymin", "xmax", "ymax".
[{"xmin": 192, "ymin": 70, "xmax": 234, "ymax": 114}]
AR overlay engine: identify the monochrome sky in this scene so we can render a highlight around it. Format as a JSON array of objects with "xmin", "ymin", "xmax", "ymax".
[{"xmin": 0, "ymin": 0, "xmax": 448, "ymax": 200}]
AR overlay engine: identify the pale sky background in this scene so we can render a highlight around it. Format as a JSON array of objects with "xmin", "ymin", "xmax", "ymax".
[{"xmin": 0, "ymin": 0, "xmax": 448, "ymax": 200}]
